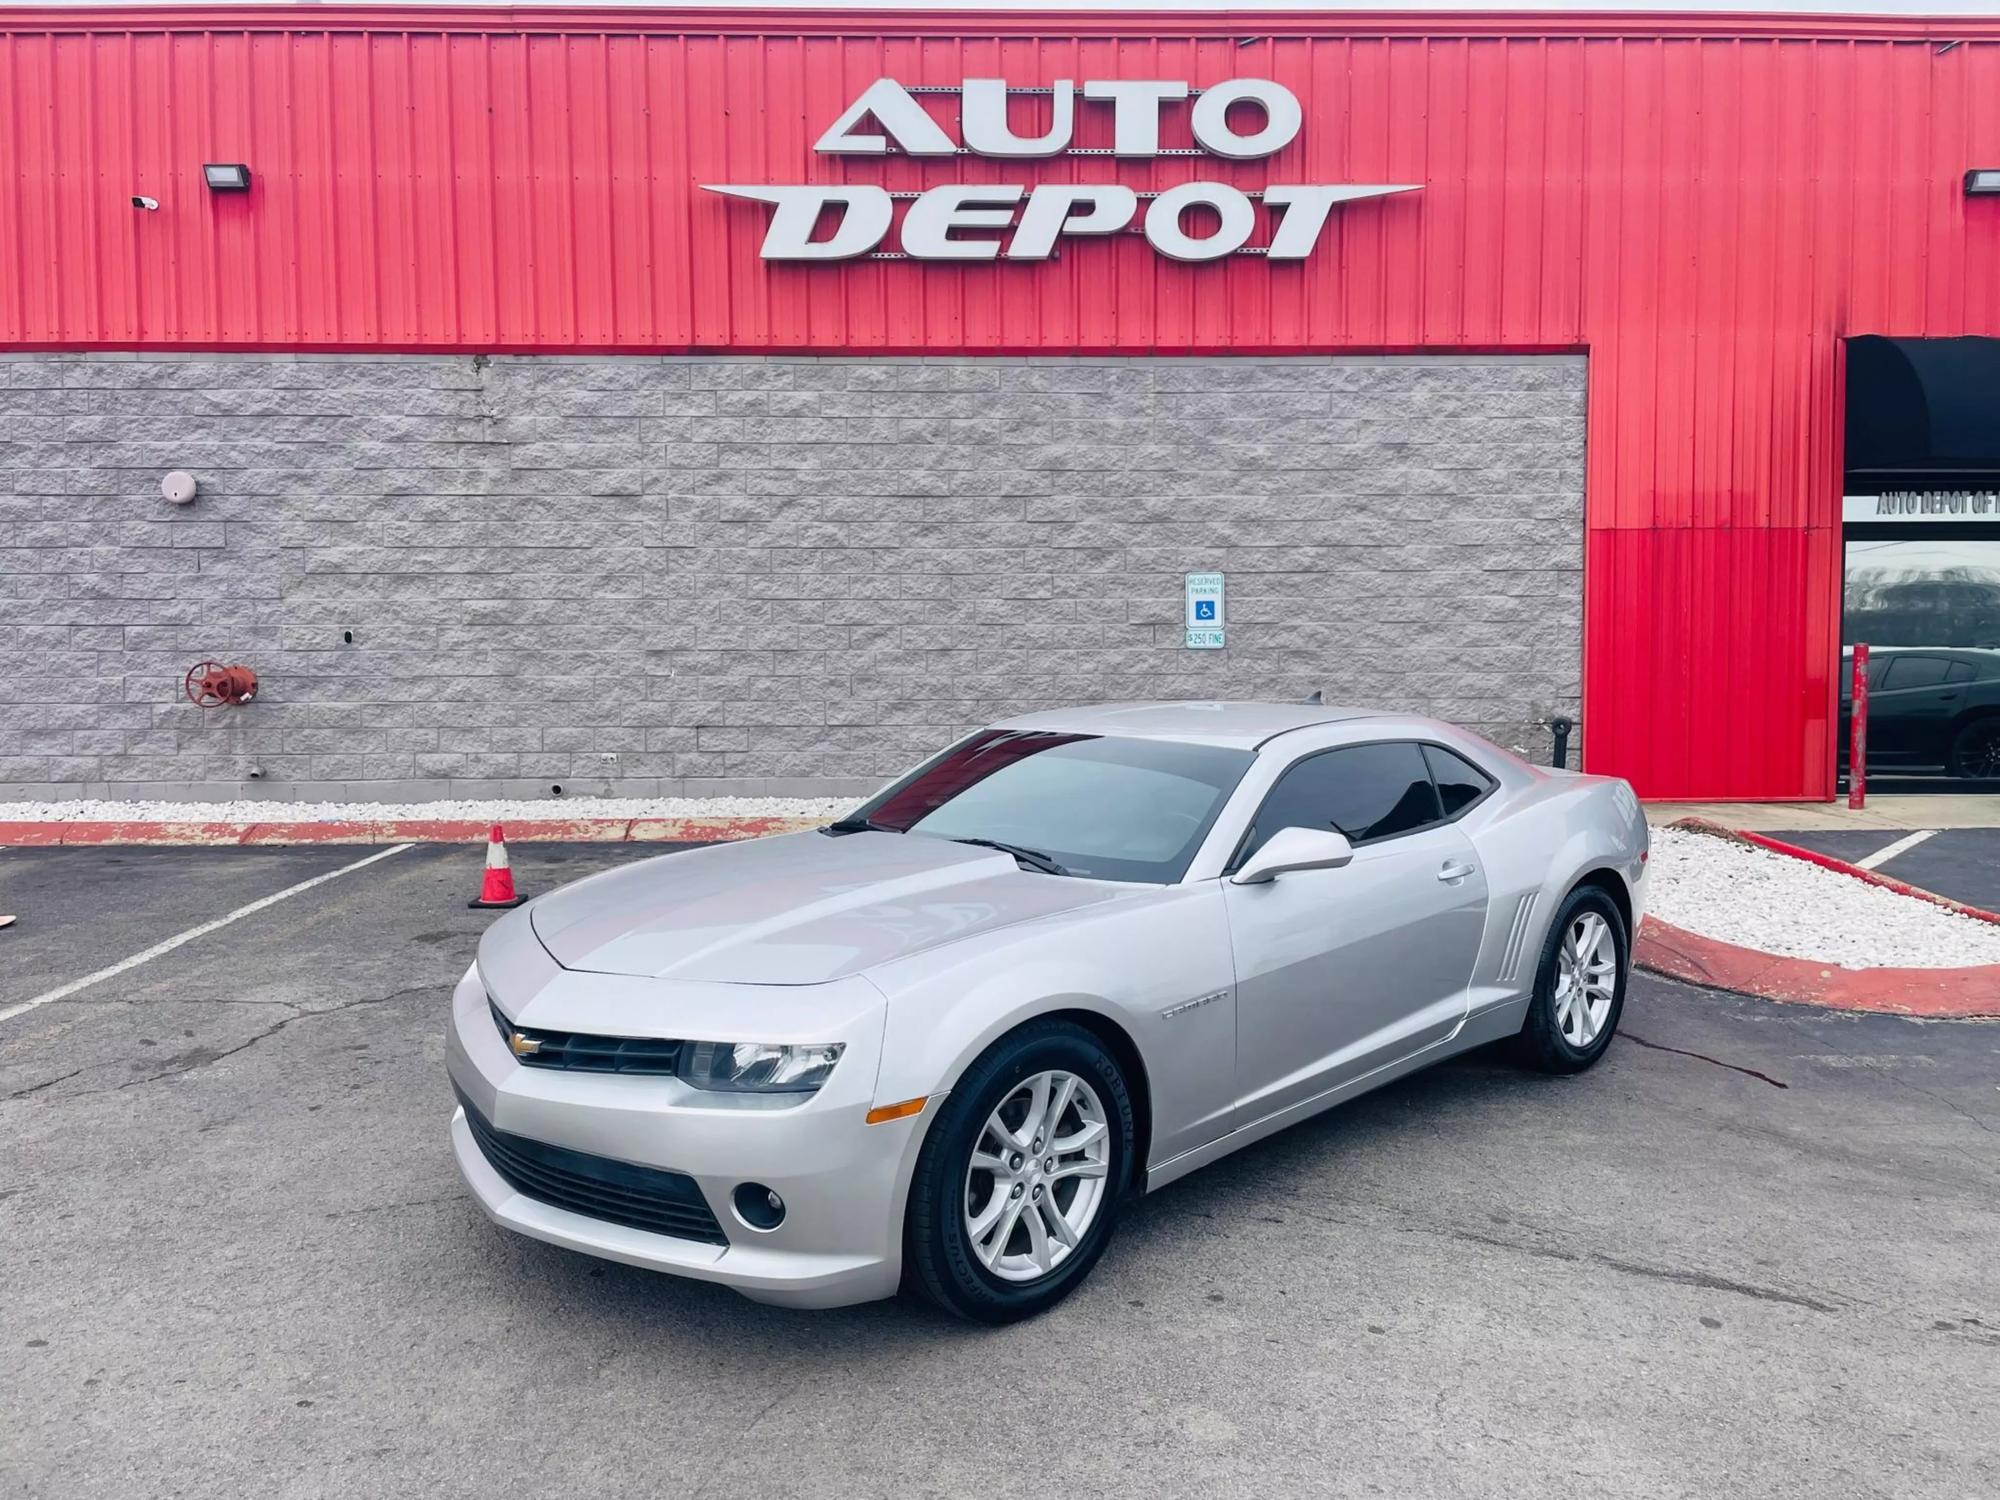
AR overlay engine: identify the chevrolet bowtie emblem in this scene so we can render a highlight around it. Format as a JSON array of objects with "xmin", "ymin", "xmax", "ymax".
[{"xmin": 508, "ymin": 1031, "xmax": 543, "ymax": 1058}]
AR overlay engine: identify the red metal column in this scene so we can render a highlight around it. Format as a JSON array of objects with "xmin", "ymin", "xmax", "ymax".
[{"xmin": 1848, "ymin": 643, "xmax": 1869, "ymax": 810}]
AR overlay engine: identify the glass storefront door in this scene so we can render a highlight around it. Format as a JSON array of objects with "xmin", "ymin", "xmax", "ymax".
[{"xmin": 1840, "ymin": 515, "xmax": 2000, "ymax": 787}]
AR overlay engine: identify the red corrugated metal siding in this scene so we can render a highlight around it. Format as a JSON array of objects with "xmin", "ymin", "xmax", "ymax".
[{"xmin": 4, "ymin": 10, "xmax": 2000, "ymax": 799}]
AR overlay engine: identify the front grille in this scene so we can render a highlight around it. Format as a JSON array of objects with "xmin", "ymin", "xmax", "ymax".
[
  {"xmin": 490, "ymin": 999, "xmax": 683, "ymax": 1075},
  {"xmin": 457, "ymin": 1089, "xmax": 729, "ymax": 1246}
]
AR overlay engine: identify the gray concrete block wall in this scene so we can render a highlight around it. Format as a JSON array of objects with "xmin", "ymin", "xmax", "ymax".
[{"xmin": 0, "ymin": 353, "xmax": 1585, "ymax": 802}]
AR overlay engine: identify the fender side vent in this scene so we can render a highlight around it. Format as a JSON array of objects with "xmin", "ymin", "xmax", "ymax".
[{"xmin": 1498, "ymin": 893, "xmax": 1538, "ymax": 984}]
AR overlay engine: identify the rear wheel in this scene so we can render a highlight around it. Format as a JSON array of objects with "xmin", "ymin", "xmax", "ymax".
[
  {"xmin": 904, "ymin": 1020, "xmax": 1134, "ymax": 1324},
  {"xmin": 1948, "ymin": 715, "xmax": 2000, "ymax": 779},
  {"xmin": 1516, "ymin": 885, "xmax": 1628, "ymax": 1074}
]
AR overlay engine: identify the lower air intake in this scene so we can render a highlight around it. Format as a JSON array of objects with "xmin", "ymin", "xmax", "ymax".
[{"xmin": 457, "ymin": 1090, "xmax": 727, "ymax": 1247}]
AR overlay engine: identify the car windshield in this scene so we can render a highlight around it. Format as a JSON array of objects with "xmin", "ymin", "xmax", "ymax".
[{"xmin": 844, "ymin": 730, "xmax": 1254, "ymax": 883}]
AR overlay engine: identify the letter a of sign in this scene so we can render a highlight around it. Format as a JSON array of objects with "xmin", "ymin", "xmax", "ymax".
[{"xmin": 815, "ymin": 79, "xmax": 957, "ymax": 156}]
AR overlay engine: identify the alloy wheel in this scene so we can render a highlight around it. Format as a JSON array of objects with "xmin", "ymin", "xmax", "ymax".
[
  {"xmin": 1553, "ymin": 911, "xmax": 1617, "ymax": 1048},
  {"xmin": 1960, "ymin": 722, "xmax": 2000, "ymax": 779},
  {"xmin": 963, "ymin": 1069, "xmax": 1110, "ymax": 1283}
]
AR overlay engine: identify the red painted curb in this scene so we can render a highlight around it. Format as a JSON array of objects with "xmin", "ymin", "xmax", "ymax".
[
  {"xmin": 1636, "ymin": 916, "xmax": 2000, "ymax": 1019},
  {"xmin": 0, "ymin": 815, "xmax": 822, "ymax": 847},
  {"xmin": 1667, "ymin": 817, "xmax": 2000, "ymax": 927}
]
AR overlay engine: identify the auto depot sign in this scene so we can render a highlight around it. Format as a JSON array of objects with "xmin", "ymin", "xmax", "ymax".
[{"xmin": 707, "ymin": 78, "xmax": 1418, "ymax": 262}]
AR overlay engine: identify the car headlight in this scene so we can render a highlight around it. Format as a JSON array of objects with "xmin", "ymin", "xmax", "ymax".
[{"xmin": 677, "ymin": 1040, "xmax": 844, "ymax": 1094}]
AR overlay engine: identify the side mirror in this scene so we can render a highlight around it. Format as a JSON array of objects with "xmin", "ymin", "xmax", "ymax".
[{"xmin": 1230, "ymin": 826, "xmax": 1355, "ymax": 885}]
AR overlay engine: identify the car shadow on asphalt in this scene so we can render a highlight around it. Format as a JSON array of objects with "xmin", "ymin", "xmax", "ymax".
[{"xmin": 455, "ymin": 1044, "xmax": 1547, "ymax": 1345}]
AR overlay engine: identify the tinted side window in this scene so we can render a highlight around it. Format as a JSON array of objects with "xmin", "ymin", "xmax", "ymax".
[
  {"xmin": 1945, "ymin": 661, "xmax": 1976, "ymax": 684},
  {"xmin": 1882, "ymin": 656, "xmax": 1952, "ymax": 690},
  {"xmin": 1423, "ymin": 744, "xmax": 1495, "ymax": 816},
  {"xmin": 1246, "ymin": 742, "xmax": 1443, "ymax": 857}
]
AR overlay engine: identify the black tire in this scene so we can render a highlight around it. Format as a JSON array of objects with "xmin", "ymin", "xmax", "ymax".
[
  {"xmin": 1515, "ymin": 883, "xmax": 1630, "ymax": 1075},
  {"xmin": 1947, "ymin": 715, "xmax": 2000, "ymax": 780},
  {"xmin": 904, "ymin": 1019, "xmax": 1135, "ymax": 1324}
]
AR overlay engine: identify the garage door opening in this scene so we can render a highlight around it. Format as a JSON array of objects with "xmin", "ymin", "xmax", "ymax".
[{"xmin": 1840, "ymin": 337, "xmax": 2000, "ymax": 794}]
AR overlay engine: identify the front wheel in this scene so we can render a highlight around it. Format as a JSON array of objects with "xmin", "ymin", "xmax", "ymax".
[
  {"xmin": 1516, "ymin": 885, "xmax": 1629, "ymax": 1074},
  {"xmin": 904, "ymin": 1020, "xmax": 1135, "ymax": 1324},
  {"xmin": 1948, "ymin": 716, "xmax": 2000, "ymax": 780}
]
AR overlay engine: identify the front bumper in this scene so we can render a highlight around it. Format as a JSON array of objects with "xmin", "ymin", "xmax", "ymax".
[{"xmin": 444, "ymin": 937, "xmax": 931, "ymax": 1310}]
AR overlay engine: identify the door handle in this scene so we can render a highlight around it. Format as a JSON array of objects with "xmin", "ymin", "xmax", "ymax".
[{"xmin": 1438, "ymin": 860, "xmax": 1476, "ymax": 882}]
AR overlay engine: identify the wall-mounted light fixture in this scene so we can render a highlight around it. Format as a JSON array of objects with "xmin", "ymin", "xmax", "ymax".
[
  {"xmin": 203, "ymin": 163, "xmax": 251, "ymax": 192},
  {"xmin": 1967, "ymin": 169, "xmax": 2000, "ymax": 196}
]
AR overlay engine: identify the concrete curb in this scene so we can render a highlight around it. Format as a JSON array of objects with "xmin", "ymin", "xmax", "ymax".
[
  {"xmin": 0, "ymin": 816, "xmax": 824, "ymax": 847},
  {"xmin": 1635, "ymin": 916, "xmax": 2000, "ymax": 1019},
  {"xmin": 1644, "ymin": 820, "xmax": 2000, "ymax": 1016}
]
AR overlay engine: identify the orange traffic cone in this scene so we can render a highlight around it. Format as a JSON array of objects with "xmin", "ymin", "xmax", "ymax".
[{"xmin": 468, "ymin": 824, "xmax": 527, "ymax": 909}]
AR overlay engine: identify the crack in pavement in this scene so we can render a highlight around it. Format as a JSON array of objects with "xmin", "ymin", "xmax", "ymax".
[
  {"xmin": 1815, "ymin": 1042, "xmax": 2000, "ymax": 1143},
  {"xmin": 0, "ymin": 996, "xmax": 322, "ymax": 1100},
  {"xmin": 738, "ymin": 1382, "xmax": 804, "ymax": 1438},
  {"xmin": 1620, "ymin": 1031, "xmax": 1790, "ymax": 1088},
  {"xmin": 2, "ymin": 1066, "xmax": 86, "ymax": 1101},
  {"xmin": 25, "ymin": 985, "xmax": 442, "ymax": 1100},
  {"xmin": 1783, "ymin": 1024, "xmax": 1999, "ymax": 1151},
  {"xmin": 1889, "ymin": 1079, "xmax": 2000, "ymax": 1141},
  {"xmin": 1435, "ymin": 1226, "xmax": 1841, "ymax": 1312},
  {"xmin": 114, "ymin": 985, "xmax": 438, "ymax": 1092},
  {"xmin": 1931, "ymin": 1316, "xmax": 2000, "ymax": 1348},
  {"xmin": 1267, "ymin": 1194, "xmax": 1847, "ymax": 1315}
]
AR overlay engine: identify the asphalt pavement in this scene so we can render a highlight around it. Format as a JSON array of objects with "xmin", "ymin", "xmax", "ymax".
[
  {"xmin": 1765, "ymin": 827, "xmax": 2000, "ymax": 914},
  {"xmin": 2, "ymin": 843, "xmax": 1996, "ymax": 1499}
]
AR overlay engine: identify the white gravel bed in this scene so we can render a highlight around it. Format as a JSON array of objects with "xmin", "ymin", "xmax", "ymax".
[
  {"xmin": 1647, "ymin": 826, "xmax": 2000, "ymax": 970},
  {"xmin": 0, "ymin": 795, "xmax": 853, "ymax": 825}
]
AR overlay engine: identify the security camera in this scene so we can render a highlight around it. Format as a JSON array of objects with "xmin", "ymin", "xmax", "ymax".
[{"xmin": 131, "ymin": 195, "xmax": 159, "ymax": 211}]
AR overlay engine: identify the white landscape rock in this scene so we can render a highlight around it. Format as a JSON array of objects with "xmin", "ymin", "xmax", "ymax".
[
  {"xmin": 0, "ymin": 795, "xmax": 853, "ymax": 825},
  {"xmin": 1645, "ymin": 826, "xmax": 2000, "ymax": 970}
]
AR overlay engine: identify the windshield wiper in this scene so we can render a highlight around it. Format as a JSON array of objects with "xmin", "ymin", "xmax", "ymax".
[
  {"xmin": 949, "ymin": 837, "xmax": 1069, "ymax": 876},
  {"xmin": 822, "ymin": 815, "xmax": 896, "ymax": 835}
]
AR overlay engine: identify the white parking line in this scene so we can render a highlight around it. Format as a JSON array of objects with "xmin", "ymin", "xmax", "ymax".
[
  {"xmin": 0, "ymin": 844, "xmax": 412, "ymax": 1026},
  {"xmin": 1854, "ymin": 828, "xmax": 1938, "ymax": 871}
]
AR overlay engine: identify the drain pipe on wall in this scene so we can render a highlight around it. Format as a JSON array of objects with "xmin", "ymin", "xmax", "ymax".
[{"xmin": 1548, "ymin": 716, "xmax": 1574, "ymax": 770}]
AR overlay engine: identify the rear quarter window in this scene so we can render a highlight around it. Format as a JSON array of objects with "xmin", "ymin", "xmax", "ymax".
[
  {"xmin": 1881, "ymin": 656, "xmax": 1953, "ymax": 690},
  {"xmin": 1422, "ymin": 744, "xmax": 1497, "ymax": 817}
]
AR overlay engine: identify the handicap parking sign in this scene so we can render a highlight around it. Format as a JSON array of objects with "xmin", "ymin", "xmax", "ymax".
[{"xmin": 1183, "ymin": 572, "xmax": 1224, "ymax": 649}]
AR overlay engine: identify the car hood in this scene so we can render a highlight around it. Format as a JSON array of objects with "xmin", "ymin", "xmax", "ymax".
[{"xmin": 527, "ymin": 830, "xmax": 1128, "ymax": 985}]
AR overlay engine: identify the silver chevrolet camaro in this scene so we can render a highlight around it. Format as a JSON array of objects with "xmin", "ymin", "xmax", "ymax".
[{"xmin": 447, "ymin": 701, "xmax": 1649, "ymax": 1322}]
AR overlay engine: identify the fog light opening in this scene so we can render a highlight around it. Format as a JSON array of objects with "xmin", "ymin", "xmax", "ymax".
[{"xmin": 732, "ymin": 1182, "xmax": 786, "ymax": 1233}]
